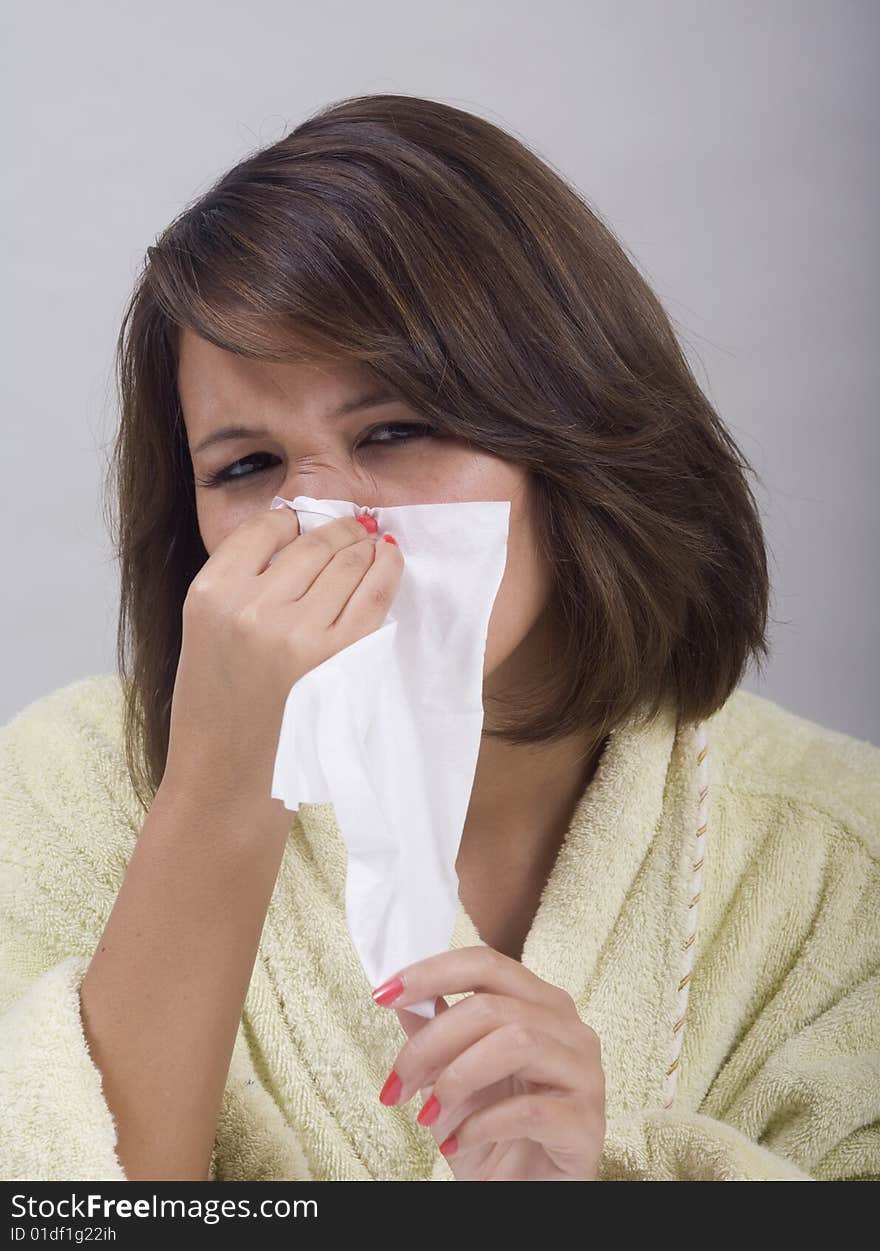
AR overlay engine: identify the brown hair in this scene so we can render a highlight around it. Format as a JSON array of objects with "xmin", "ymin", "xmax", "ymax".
[{"xmin": 102, "ymin": 92, "xmax": 774, "ymax": 817}]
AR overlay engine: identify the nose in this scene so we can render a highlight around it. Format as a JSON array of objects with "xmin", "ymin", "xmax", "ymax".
[{"xmin": 277, "ymin": 472, "xmax": 379, "ymax": 512}]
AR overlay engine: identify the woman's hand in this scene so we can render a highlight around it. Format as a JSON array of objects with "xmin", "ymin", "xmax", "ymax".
[{"xmin": 371, "ymin": 946, "xmax": 606, "ymax": 1181}]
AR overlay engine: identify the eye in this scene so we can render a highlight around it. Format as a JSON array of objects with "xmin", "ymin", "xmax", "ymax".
[{"xmin": 195, "ymin": 422, "xmax": 440, "ymax": 488}]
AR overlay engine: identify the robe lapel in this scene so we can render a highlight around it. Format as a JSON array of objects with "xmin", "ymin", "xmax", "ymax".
[{"xmin": 242, "ymin": 696, "xmax": 702, "ymax": 1178}]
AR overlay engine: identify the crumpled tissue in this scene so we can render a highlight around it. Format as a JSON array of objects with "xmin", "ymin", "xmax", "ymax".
[{"xmin": 268, "ymin": 495, "xmax": 511, "ymax": 1018}]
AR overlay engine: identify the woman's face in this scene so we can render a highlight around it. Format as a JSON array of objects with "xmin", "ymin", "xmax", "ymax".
[{"xmin": 178, "ymin": 327, "xmax": 557, "ymax": 696}]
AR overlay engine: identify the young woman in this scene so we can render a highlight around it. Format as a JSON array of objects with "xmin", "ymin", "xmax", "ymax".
[{"xmin": 1, "ymin": 93, "xmax": 877, "ymax": 1183}]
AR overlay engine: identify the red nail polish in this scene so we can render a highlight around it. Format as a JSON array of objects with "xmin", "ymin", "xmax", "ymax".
[
  {"xmin": 372, "ymin": 976, "xmax": 404, "ymax": 1006},
  {"xmin": 439, "ymin": 1134, "xmax": 457, "ymax": 1156},
  {"xmin": 417, "ymin": 1092, "xmax": 441, "ymax": 1126},
  {"xmin": 379, "ymin": 1070, "xmax": 402, "ymax": 1106},
  {"xmin": 356, "ymin": 513, "xmax": 378, "ymax": 533},
  {"xmin": 382, "ymin": 533, "xmax": 398, "ymax": 545}
]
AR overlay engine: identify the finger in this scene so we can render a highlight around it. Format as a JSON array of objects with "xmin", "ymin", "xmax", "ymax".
[
  {"xmin": 262, "ymin": 512, "xmax": 378, "ymax": 595},
  {"xmin": 441, "ymin": 1090, "xmax": 598, "ymax": 1167},
  {"xmin": 392, "ymin": 994, "xmax": 590, "ymax": 1106},
  {"xmin": 375, "ymin": 945, "xmax": 576, "ymax": 1018},
  {"xmin": 209, "ymin": 500, "xmax": 302, "ymax": 577},
  {"xmin": 415, "ymin": 1026, "xmax": 592, "ymax": 1141},
  {"xmin": 327, "ymin": 529, "xmax": 404, "ymax": 636},
  {"xmin": 395, "ymin": 997, "xmax": 449, "ymax": 1100},
  {"xmin": 395, "ymin": 996, "xmax": 449, "ymax": 1041}
]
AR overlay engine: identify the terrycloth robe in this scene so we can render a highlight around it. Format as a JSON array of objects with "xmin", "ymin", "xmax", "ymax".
[{"xmin": 0, "ymin": 675, "xmax": 878, "ymax": 1181}]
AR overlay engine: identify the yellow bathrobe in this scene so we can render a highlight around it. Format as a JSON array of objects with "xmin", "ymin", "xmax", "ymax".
[{"xmin": 0, "ymin": 674, "xmax": 877, "ymax": 1181}]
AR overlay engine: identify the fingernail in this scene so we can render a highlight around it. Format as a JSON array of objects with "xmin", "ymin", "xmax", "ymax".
[
  {"xmin": 379, "ymin": 1070, "xmax": 402, "ymax": 1106},
  {"xmin": 356, "ymin": 513, "xmax": 378, "ymax": 533},
  {"xmin": 382, "ymin": 533, "xmax": 398, "ymax": 545},
  {"xmin": 439, "ymin": 1134, "xmax": 458, "ymax": 1156},
  {"xmin": 417, "ymin": 1092, "xmax": 441, "ymax": 1126},
  {"xmin": 371, "ymin": 976, "xmax": 404, "ymax": 1006}
]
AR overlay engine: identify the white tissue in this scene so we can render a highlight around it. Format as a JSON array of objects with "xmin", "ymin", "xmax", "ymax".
[{"xmin": 268, "ymin": 495, "xmax": 511, "ymax": 1018}]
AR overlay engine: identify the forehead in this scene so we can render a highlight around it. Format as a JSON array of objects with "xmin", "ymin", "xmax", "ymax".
[{"xmin": 176, "ymin": 326, "xmax": 373, "ymax": 417}]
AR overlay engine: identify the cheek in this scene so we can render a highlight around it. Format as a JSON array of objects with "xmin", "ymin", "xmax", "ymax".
[{"xmin": 196, "ymin": 498, "xmax": 253, "ymax": 557}]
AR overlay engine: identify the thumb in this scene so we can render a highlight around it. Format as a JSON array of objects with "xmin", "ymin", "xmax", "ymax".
[{"xmin": 395, "ymin": 995, "xmax": 448, "ymax": 1038}]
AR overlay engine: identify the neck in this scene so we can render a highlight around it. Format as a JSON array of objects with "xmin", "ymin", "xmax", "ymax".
[
  {"xmin": 458, "ymin": 728, "xmax": 606, "ymax": 855},
  {"xmin": 457, "ymin": 605, "xmax": 608, "ymax": 873}
]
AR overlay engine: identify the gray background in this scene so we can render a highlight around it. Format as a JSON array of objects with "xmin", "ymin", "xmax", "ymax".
[{"xmin": 2, "ymin": 0, "xmax": 877, "ymax": 745}]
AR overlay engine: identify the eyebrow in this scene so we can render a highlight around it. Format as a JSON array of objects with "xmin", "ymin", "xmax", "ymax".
[{"xmin": 191, "ymin": 386, "xmax": 403, "ymax": 456}]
